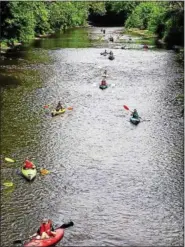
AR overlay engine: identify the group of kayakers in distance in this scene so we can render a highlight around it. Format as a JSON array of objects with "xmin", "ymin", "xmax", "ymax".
[
  {"xmin": 100, "ymin": 49, "xmax": 115, "ymax": 60},
  {"xmin": 101, "ymin": 49, "xmax": 113, "ymax": 55},
  {"xmin": 99, "ymin": 27, "xmax": 141, "ymax": 124}
]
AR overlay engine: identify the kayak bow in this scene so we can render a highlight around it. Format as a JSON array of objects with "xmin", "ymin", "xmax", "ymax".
[
  {"xmin": 108, "ymin": 55, "xmax": 115, "ymax": 60},
  {"xmin": 21, "ymin": 167, "xmax": 37, "ymax": 181},
  {"xmin": 24, "ymin": 229, "xmax": 64, "ymax": 247},
  {"xmin": 130, "ymin": 117, "xmax": 140, "ymax": 125},
  {"xmin": 23, "ymin": 222, "xmax": 74, "ymax": 247},
  {"xmin": 99, "ymin": 84, "xmax": 108, "ymax": 90}
]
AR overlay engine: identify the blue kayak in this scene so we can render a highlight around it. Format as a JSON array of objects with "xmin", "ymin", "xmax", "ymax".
[{"xmin": 130, "ymin": 117, "xmax": 140, "ymax": 125}]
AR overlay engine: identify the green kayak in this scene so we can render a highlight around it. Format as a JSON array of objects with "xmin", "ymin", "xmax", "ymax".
[
  {"xmin": 130, "ymin": 117, "xmax": 140, "ymax": 125},
  {"xmin": 99, "ymin": 84, "xmax": 108, "ymax": 90},
  {"xmin": 108, "ymin": 55, "xmax": 115, "ymax": 60},
  {"xmin": 21, "ymin": 167, "xmax": 37, "ymax": 181}
]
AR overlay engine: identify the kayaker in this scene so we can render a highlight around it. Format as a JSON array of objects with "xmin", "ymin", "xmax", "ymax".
[
  {"xmin": 131, "ymin": 109, "xmax": 139, "ymax": 119},
  {"xmin": 35, "ymin": 219, "xmax": 57, "ymax": 239},
  {"xmin": 56, "ymin": 101, "xmax": 63, "ymax": 111},
  {"xmin": 102, "ymin": 70, "xmax": 107, "ymax": 77},
  {"xmin": 109, "ymin": 36, "xmax": 114, "ymax": 42},
  {"xmin": 23, "ymin": 159, "xmax": 36, "ymax": 169},
  {"xmin": 101, "ymin": 79, "xmax": 107, "ymax": 86},
  {"xmin": 110, "ymin": 51, "xmax": 113, "ymax": 56}
]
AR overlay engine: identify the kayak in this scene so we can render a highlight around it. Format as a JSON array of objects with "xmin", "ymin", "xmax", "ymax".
[
  {"xmin": 21, "ymin": 167, "xmax": 37, "ymax": 181},
  {"xmin": 24, "ymin": 228, "xmax": 64, "ymax": 247},
  {"xmin": 108, "ymin": 55, "xmax": 115, "ymax": 60},
  {"xmin": 100, "ymin": 52, "xmax": 108, "ymax": 56},
  {"xmin": 51, "ymin": 108, "xmax": 66, "ymax": 117},
  {"xmin": 99, "ymin": 84, "xmax": 108, "ymax": 90},
  {"xmin": 130, "ymin": 117, "xmax": 140, "ymax": 125}
]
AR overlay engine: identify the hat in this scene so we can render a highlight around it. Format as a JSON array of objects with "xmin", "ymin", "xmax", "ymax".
[{"xmin": 42, "ymin": 218, "xmax": 48, "ymax": 223}]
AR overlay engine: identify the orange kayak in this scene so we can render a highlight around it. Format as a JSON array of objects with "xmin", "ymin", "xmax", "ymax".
[{"xmin": 24, "ymin": 229, "xmax": 64, "ymax": 247}]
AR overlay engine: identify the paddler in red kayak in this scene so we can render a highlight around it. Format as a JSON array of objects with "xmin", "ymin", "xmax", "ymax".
[
  {"xmin": 23, "ymin": 158, "xmax": 36, "ymax": 170},
  {"xmin": 31, "ymin": 219, "xmax": 57, "ymax": 240}
]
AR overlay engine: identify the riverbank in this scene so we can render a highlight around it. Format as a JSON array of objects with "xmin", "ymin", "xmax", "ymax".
[{"xmin": 0, "ymin": 24, "xmax": 92, "ymax": 55}]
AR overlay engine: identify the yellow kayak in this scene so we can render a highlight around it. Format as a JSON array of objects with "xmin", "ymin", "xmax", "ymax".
[{"xmin": 51, "ymin": 108, "xmax": 66, "ymax": 117}]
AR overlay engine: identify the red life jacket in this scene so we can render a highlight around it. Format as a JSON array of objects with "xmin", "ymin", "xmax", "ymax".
[
  {"xmin": 101, "ymin": 81, "xmax": 106, "ymax": 86},
  {"xmin": 39, "ymin": 222, "xmax": 53, "ymax": 236},
  {"xmin": 24, "ymin": 160, "xmax": 34, "ymax": 169}
]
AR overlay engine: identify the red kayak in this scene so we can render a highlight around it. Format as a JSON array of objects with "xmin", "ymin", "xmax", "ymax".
[{"xmin": 24, "ymin": 228, "xmax": 64, "ymax": 247}]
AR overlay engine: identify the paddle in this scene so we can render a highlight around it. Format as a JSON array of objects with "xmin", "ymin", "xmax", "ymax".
[
  {"xmin": 123, "ymin": 105, "xmax": 150, "ymax": 121},
  {"xmin": 123, "ymin": 105, "xmax": 132, "ymax": 112},
  {"xmin": 44, "ymin": 105, "xmax": 73, "ymax": 111},
  {"xmin": 5, "ymin": 157, "xmax": 15, "ymax": 163},
  {"xmin": 13, "ymin": 221, "xmax": 74, "ymax": 244}
]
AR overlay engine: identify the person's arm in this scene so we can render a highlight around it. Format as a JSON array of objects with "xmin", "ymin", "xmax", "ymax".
[{"xmin": 29, "ymin": 232, "xmax": 38, "ymax": 239}]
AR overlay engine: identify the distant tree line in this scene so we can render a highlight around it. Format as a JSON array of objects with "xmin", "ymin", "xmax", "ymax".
[
  {"xmin": 0, "ymin": 1, "xmax": 105, "ymax": 44},
  {"xmin": 90, "ymin": 1, "xmax": 184, "ymax": 47}
]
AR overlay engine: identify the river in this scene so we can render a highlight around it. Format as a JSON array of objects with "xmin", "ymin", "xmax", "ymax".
[{"xmin": 0, "ymin": 27, "xmax": 184, "ymax": 246}]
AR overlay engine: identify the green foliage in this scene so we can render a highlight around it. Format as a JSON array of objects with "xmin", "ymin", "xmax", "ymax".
[
  {"xmin": 107, "ymin": 1, "xmax": 138, "ymax": 16},
  {"xmin": 1, "ymin": 1, "xmax": 183, "ymax": 47},
  {"xmin": 33, "ymin": 2, "xmax": 50, "ymax": 35},
  {"xmin": 0, "ymin": 1, "xmax": 105, "ymax": 43},
  {"xmin": 125, "ymin": 1, "xmax": 184, "ymax": 46},
  {"xmin": 89, "ymin": 2, "xmax": 106, "ymax": 15},
  {"xmin": 163, "ymin": 6, "xmax": 184, "ymax": 46},
  {"xmin": 3, "ymin": 2, "xmax": 36, "ymax": 42},
  {"xmin": 147, "ymin": 3, "xmax": 167, "ymax": 38},
  {"xmin": 125, "ymin": 2, "xmax": 157, "ymax": 29}
]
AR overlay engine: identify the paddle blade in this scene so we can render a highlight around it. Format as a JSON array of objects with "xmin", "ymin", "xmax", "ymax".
[
  {"xmin": 60, "ymin": 221, "xmax": 74, "ymax": 229},
  {"xmin": 13, "ymin": 240, "xmax": 22, "ymax": 244},
  {"xmin": 5, "ymin": 157, "xmax": 15, "ymax": 163},
  {"xmin": 3, "ymin": 181, "xmax": 14, "ymax": 187},
  {"xmin": 40, "ymin": 168, "xmax": 50, "ymax": 175},
  {"xmin": 123, "ymin": 105, "xmax": 129, "ymax": 111},
  {"xmin": 67, "ymin": 107, "xmax": 73, "ymax": 110}
]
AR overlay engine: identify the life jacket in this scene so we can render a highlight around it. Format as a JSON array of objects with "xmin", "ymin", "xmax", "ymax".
[
  {"xmin": 133, "ymin": 112, "xmax": 139, "ymax": 119},
  {"xmin": 39, "ymin": 221, "xmax": 53, "ymax": 236},
  {"xmin": 101, "ymin": 80, "xmax": 106, "ymax": 86},
  {"xmin": 24, "ymin": 160, "xmax": 34, "ymax": 169}
]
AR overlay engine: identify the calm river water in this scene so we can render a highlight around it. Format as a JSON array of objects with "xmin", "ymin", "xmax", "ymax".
[{"xmin": 0, "ymin": 27, "xmax": 184, "ymax": 246}]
